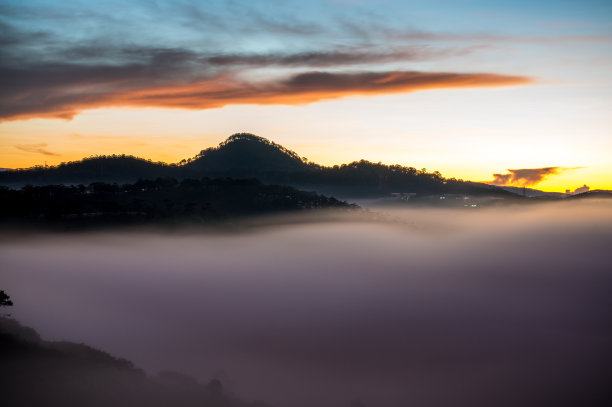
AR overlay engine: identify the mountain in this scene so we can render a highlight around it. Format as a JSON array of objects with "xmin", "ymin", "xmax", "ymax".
[
  {"xmin": 495, "ymin": 186, "xmax": 567, "ymax": 198},
  {"xmin": 188, "ymin": 133, "xmax": 310, "ymax": 173},
  {"xmin": 0, "ymin": 155, "xmax": 184, "ymax": 186},
  {"xmin": 498, "ymin": 186, "xmax": 612, "ymax": 199},
  {"xmin": 567, "ymin": 189, "xmax": 612, "ymax": 199},
  {"xmin": 0, "ymin": 317, "xmax": 274, "ymax": 407},
  {"xmin": 0, "ymin": 133, "xmax": 512, "ymax": 198}
]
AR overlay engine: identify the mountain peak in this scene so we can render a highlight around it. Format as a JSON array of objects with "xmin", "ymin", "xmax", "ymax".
[
  {"xmin": 221, "ymin": 132, "xmax": 271, "ymax": 145},
  {"xmin": 188, "ymin": 133, "xmax": 308, "ymax": 173}
]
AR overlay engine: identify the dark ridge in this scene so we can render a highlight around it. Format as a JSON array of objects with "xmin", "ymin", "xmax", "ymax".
[
  {"xmin": 495, "ymin": 185, "xmax": 568, "ymax": 198},
  {"xmin": 0, "ymin": 132, "xmax": 513, "ymax": 198},
  {"xmin": 567, "ymin": 190, "xmax": 612, "ymax": 199},
  {"xmin": 0, "ymin": 177, "xmax": 355, "ymax": 230},
  {"xmin": 0, "ymin": 155, "xmax": 190, "ymax": 186},
  {"xmin": 0, "ymin": 317, "xmax": 274, "ymax": 407}
]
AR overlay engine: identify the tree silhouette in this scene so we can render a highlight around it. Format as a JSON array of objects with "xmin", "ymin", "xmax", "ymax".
[
  {"xmin": 0, "ymin": 290, "xmax": 12, "ymax": 307},
  {"xmin": 1, "ymin": 290, "xmax": 13, "ymax": 316}
]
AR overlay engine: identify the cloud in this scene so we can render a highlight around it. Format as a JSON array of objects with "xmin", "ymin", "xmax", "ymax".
[
  {"xmin": 203, "ymin": 46, "xmax": 480, "ymax": 67},
  {"xmin": 14, "ymin": 143, "xmax": 59, "ymax": 156},
  {"xmin": 572, "ymin": 184, "xmax": 590, "ymax": 194},
  {"xmin": 491, "ymin": 167, "xmax": 565, "ymax": 186},
  {"xmin": 387, "ymin": 28, "xmax": 611, "ymax": 44},
  {"xmin": 0, "ymin": 66, "xmax": 531, "ymax": 121},
  {"xmin": 1, "ymin": 41, "xmax": 485, "ymax": 72},
  {"xmin": 206, "ymin": 50, "xmax": 405, "ymax": 67},
  {"xmin": 0, "ymin": 3, "xmax": 541, "ymax": 121}
]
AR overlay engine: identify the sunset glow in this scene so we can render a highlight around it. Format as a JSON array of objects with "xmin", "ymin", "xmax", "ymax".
[{"xmin": 1, "ymin": 0, "xmax": 611, "ymax": 191}]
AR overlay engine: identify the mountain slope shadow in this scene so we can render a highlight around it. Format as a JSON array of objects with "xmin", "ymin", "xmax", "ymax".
[{"xmin": 0, "ymin": 317, "xmax": 273, "ymax": 407}]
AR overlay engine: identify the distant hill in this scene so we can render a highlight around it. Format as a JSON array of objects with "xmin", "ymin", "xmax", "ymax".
[
  {"xmin": 567, "ymin": 190, "xmax": 612, "ymax": 199},
  {"xmin": 0, "ymin": 155, "xmax": 186, "ymax": 186},
  {"xmin": 188, "ymin": 133, "xmax": 309, "ymax": 174},
  {"xmin": 0, "ymin": 317, "xmax": 274, "ymax": 407},
  {"xmin": 496, "ymin": 186, "xmax": 567, "ymax": 198},
  {"xmin": 497, "ymin": 186, "xmax": 612, "ymax": 199},
  {"xmin": 1, "ymin": 133, "xmax": 512, "ymax": 198}
]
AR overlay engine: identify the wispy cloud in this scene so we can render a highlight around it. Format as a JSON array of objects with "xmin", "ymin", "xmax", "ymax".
[
  {"xmin": 203, "ymin": 46, "xmax": 482, "ymax": 67},
  {"xmin": 14, "ymin": 143, "xmax": 59, "ymax": 156},
  {"xmin": 386, "ymin": 28, "xmax": 612, "ymax": 44},
  {"xmin": 490, "ymin": 167, "xmax": 582, "ymax": 187},
  {"xmin": 0, "ymin": 65, "xmax": 531, "ymax": 121},
  {"xmin": 2, "ymin": 1, "xmax": 569, "ymax": 121}
]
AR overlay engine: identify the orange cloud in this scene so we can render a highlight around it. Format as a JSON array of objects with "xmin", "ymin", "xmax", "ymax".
[
  {"xmin": 490, "ymin": 167, "xmax": 581, "ymax": 187},
  {"xmin": 571, "ymin": 184, "xmax": 590, "ymax": 194},
  {"xmin": 1, "ymin": 69, "xmax": 531, "ymax": 121}
]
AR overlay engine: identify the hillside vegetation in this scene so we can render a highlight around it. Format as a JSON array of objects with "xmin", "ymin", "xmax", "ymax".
[{"xmin": 0, "ymin": 177, "xmax": 353, "ymax": 229}]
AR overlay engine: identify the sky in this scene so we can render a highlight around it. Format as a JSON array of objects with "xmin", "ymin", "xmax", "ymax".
[{"xmin": 1, "ymin": 0, "xmax": 611, "ymax": 191}]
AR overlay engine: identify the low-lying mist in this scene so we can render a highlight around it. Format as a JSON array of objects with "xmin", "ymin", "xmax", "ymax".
[{"xmin": 2, "ymin": 200, "xmax": 611, "ymax": 407}]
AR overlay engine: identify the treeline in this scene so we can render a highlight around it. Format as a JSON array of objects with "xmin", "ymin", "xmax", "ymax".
[{"xmin": 0, "ymin": 177, "xmax": 354, "ymax": 228}]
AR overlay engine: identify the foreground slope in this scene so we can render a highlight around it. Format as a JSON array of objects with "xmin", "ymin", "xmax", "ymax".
[{"xmin": 0, "ymin": 317, "xmax": 273, "ymax": 407}]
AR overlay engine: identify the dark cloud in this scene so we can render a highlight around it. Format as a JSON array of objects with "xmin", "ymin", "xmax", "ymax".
[
  {"xmin": 0, "ymin": 22, "xmax": 532, "ymax": 121},
  {"xmin": 490, "ymin": 167, "xmax": 582, "ymax": 186},
  {"xmin": 3, "ymin": 40, "xmax": 483, "ymax": 69},
  {"xmin": 0, "ymin": 63, "xmax": 531, "ymax": 121},
  {"xmin": 0, "ymin": 21, "xmax": 49, "ymax": 47},
  {"xmin": 204, "ymin": 46, "xmax": 477, "ymax": 67},
  {"xmin": 206, "ymin": 50, "xmax": 406, "ymax": 67},
  {"xmin": 0, "ymin": 2, "xmax": 537, "ymax": 121},
  {"xmin": 14, "ymin": 143, "xmax": 59, "ymax": 156}
]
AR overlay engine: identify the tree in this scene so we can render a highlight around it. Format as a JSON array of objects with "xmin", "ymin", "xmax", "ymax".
[
  {"xmin": 1, "ymin": 290, "xmax": 13, "ymax": 316},
  {"xmin": 0, "ymin": 290, "xmax": 12, "ymax": 307}
]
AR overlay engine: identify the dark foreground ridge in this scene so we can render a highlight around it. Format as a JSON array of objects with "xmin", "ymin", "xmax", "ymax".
[
  {"xmin": 0, "ymin": 317, "xmax": 274, "ymax": 407},
  {"xmin": 0, "ymin": 177, "xmax": 355, "ymax": 230},
  {"xmin": 0, "ymin": 133, "xmax": 511, "ymax": 198}
]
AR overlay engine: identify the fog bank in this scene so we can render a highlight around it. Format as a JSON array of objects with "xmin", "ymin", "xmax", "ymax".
[{"xmin": 2, "ymin": 200, "xmax": 611, "ymax": 407}]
